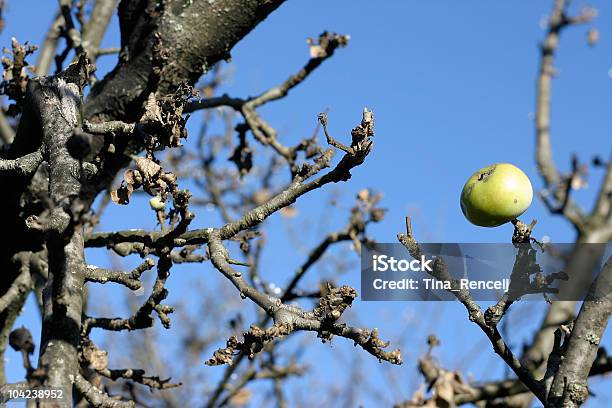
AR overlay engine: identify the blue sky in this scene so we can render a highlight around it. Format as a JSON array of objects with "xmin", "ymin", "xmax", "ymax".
[{"xmin": 2, "ymin": 1, "xmax": 611, "ymax": 406}]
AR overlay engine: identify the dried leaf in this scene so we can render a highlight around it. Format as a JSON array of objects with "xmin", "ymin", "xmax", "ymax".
[
  {"xmin": 90, "ymin": 350, "xmax": 108, "ymax": 371},
  {"xmin": 139, "ymin": 86, "xmax": 193, "ymax": 148},
  {"xmin": 123, "ymin": 169, "xmax": 142, "ymax": 186},
  {"xmin": 161, "ymin": 172, "xmax": 177, "ymax": 185},
  {"xmin": 141, "ymin": 93, "xmax": 163, "ymax": 123},
  {"xmin": 110, "ymin": 186, "xmax": 131, "ymax": 205},
  {"xmin": 81, "ymin": 340, "xmax": 109, "ymax": 371},
  {"xmin": 135, "ymin": 157, "xmax": 162, "ymax": 181}
]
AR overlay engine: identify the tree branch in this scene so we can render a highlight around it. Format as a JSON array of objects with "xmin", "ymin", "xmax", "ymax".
[
  {"xmin": 0, "ymin": 149, "xmax": 43, "ymax": 176},
  {"xmin": 81, "ymin": 0, "xmax": 117, "ymax": 65},
  {"xmin": 30, "ymin": 57, "xmax": 93, "ymax": 405},
  {"xmin": 398, "ymin": 216, "xmax": 546, "ymax": 404},
  {"xmin": 84, "ymin": 258, "xmax": 155, "ymax": 291},
  {"xmin": 74, "ymin": 374, "xmax": 135, "ymax": 408},
  {"xmin": 547, "ymin": 256, "xmax": 612, "ymax": 407},
  {"xmin": 535, "ymin": 0, "xmax": 595, "ymax": 232}
]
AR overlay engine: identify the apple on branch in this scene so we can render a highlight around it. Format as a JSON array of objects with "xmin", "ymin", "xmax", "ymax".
[{"xmin": 460, "ymin": 163, "xmax": 533, "ymax": 227}]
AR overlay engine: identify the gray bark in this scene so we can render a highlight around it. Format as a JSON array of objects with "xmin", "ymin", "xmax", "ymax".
[
  {"xmin": 547, "ymin": 257, "xmax": 612, "ymax": 407},
  {"xmin": 27, "ymin": 73, "xmax": 87, "ymax": 406}
]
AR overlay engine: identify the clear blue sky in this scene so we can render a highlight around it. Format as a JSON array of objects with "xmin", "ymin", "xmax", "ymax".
[{"xmin": 2, "ymin": 1, "xmax": 611, "ymax": 406}]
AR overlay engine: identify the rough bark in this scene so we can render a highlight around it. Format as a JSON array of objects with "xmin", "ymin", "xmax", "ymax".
[
  {"xmin": 27, "ymin": 70, "xmax": 89, "ymax": 406},
  {"xmin": 522, "ymin": 232, "xmax": 608, "ymax": 374},
  {"xmin": 546, "ymin": 258, "xmax": 612, "ymax": 407},
  {"xmin": 85, "ymin": 0, "xmax": 286, "ymax": 122}
]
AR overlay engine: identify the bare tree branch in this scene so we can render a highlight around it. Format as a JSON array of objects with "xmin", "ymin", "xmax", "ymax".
[
  {"xmin": 0, "ymin": 149, "xmax": 43, "ymax": 176},
  {"xmin": 84, "ymin": 258, "xmax": 155, "ymax": 291},
  {"xmin": 35, "ymin": 13, "xmax": 63, "ymax": 76},
  {"xmin": 398, "ymin": 216, "xmax": 546, "ymax": 404},
  {"xmin": 82, "ymin": 0, "xmax": 118, "ymax": 65},
  {"xmin": 535, "ymin": 0, "xmax": 595, "ymax": 232},
  {"xmin": 547, "ymin": 257, "xmax": 612, "ymax": 406},
  {"xmin": 74, "ymin": 374, "xmax": 135, "ymax": 408}
]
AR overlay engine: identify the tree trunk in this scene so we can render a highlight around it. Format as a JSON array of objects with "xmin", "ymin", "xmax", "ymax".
[{"xmin": 28, "ymin": 75, "xmax": 87, "ymax": 407}]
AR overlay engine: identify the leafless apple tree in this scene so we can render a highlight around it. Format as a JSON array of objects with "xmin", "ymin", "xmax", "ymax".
[{"xmin": 0, "ymin": 0, "xmax": 610, "ymax": 407}]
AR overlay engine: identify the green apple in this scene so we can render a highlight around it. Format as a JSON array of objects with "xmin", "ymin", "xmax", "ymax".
[
  {"xmin": 460, "ymin": 163, "xmax": 533, "ymax": 227},
  {"xmin": 149, "ymin": 196, "xmax": 166, "ymax": 211}
]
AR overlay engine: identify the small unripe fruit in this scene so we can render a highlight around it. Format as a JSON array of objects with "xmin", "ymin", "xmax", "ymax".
[
  {"xmin": 149, "ymin": 196, "xmax": 166, "ymax": 211},
  {"xmin": 460, "ymin": 163, "xmax": 533, "ymax": 227}
]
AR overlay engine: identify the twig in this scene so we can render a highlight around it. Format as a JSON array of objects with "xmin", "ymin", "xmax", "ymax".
[
  {"xmin": 96, "ymin": 367, "xmax": 181, "ymax": 391},
  {"xmin": 81, "ymin": 0, "xmax": 117, "ymax": 64},
  {"xmin": 84, "ymin": 258, "xmax": 155, "ymax": 291},
  {"xmin": 35, "ymin": 13, "xmax": 64, "ymax": 75},
  {"xmin": 56, "ymin": 0, "xmax": 85, "ymax": 72},
  {"xmin": 95, "ymin": 47, "xmax": 121, "ymax": 57},
  {"xmin": 184, "ymin": 32, "xmax": 349, "ymax": 169},
  {"xmin": 535, "ymin": 0, "xmax": 594, "ymax": 230},
  {"xmin": 398, "ymin": 216, "xmax": 545, "ymax": 404},
  {"xmin": 185, "ymin": 32, "xmax": 348, "ymax": 113},
  {"xmin": 74, "ymin": 374, "xmax": 135, "ymax": 408},
  {"xmin": 0, "ymin": 253, "xmax": 32, "ymax": 313},
  {"xmin": 318, "ymin": 112, "xmax": 352, "ymax": 154},
  {"xmin": 82, "ymin": 255, "xmax": 174, "ymax": 334},
  {"xmin": 84, "ymin": 120, "xmax": 136, "ymax": 135}
]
